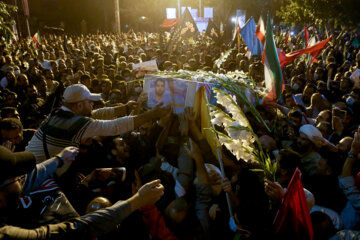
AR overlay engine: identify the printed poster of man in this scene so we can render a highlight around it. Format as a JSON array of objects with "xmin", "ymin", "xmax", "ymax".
[{"xmin": 144, "ymin": 75, "xmax": 197, "ymax": 114}]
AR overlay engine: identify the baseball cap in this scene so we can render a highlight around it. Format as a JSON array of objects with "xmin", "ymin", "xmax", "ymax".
[
  {"xmin": 0, "ymin": 146, "xmax": 36, "ymax": 183},
  {"xmin": 63, "ymin": 84, "xmax": 101, "ymax": 103}
]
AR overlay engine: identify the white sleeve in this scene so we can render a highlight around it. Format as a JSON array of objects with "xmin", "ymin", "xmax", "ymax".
[
  {"xmin": 82, "ymin": 116, "xmax": 134, "ymax": 138},
  {"xmin": 91, "ymin": 107, "xmax": 116, "ymax": 120}
]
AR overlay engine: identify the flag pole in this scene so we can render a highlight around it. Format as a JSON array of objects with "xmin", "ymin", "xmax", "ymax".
[
  {"xmin": 216, "ymin": 147, "xmax": 233, "ymax": 216},
  {"xmin": 199, "ymin": 0, "xmax": 201, "ymax": 18},
  {"xmin": 177, "ymin": 0, "xmax": 181, "ymax": 19},
  {"xmin": 26, "ymin": 17, "xmax": 31, "ymax": 37},
  {"xmin": 114, "ymin": 0, "xmax": 121, "ymax": 33}
]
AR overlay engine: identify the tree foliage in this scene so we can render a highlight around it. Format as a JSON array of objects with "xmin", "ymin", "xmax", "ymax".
[
  {"xmin": 0, "ymin": 1, "xmax": 17, "ymax": 43},
  {"xmin": 277, "ymin": 0, "xmax": 360, "ymax": 28}
]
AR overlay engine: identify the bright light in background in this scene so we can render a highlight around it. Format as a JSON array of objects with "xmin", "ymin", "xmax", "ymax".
[
  {"xmin": 231, "ymin": 17, "xmax": 237, "ymax": 23},
  {"xmin": 166, "ymin": 8, "xmax": 177, "ymax": 19},
  {"xmin": 190, "ymin": 8, "xmax": 198, "ymax": 19},
  {"xmin": 141, "ymin": 16, "xmax": 146, "ymax": 20},
  {"xmin": 204, "ymin": 7, "xmax": 213, "ymax": 19},
  {"xmin": 290, "ymin": 30, "xmax": 295, "ymax": 36}
]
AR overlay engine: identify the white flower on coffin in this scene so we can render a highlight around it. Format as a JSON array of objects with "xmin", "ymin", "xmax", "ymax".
[
  {"xmin": 195, "ymin": 75, "xmax": 204, "ymax": 82},
  {"xmin": 227, "ymin": 139, "xmax": 253, "ymax": 162},
  {"xmin": 227, "ymin": 139, "xmax": 242, "ymax": 160},
  {"xmin": 209, "ymin": 107, "xmax": 233, "ymax": 128},
  {"xmin": 210, "ymin": 111, "xmax": 225, "ymax": 126},
  {"xmin": 214, "ymin": 89, "xmax": 250, "ymax": 128},
  {"xmin": 217, "ymin": 135, "xmax": 242, "ymax": 160},
  {"xmin": 211, "ymin": 88, "xmax": 259, "ymax": 162},
  {"xmin": 217, "ymin": 134, "xmax": 233, "ymax": 146},
  {"xmin": 222, "ymin": 118, "xmax": 233, "ymax": 128},
  {"xmin": 215, "ymin": 92, "xmax": 232, "ymax": 108},
  {"xmin": 227, "ymin": 121, "xmax": 242, "ymax": 139},
  {"xmin": 227, "ymin": 104, "xmax": 247, "ymax": 126}
]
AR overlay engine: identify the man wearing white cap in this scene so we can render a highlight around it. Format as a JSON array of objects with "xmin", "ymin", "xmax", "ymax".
[
  {"xmin": 297, "ymin": 124, "xmax": 323, "ymax": 176},
  {"xmin": 26, "ymin": 84, "xmax": 169, "ymax": 162}
]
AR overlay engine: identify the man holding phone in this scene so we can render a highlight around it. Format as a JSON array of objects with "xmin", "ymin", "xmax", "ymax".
[{"xmin": 330, "ymin": 107, "xmax": 355, "ymax": 145}]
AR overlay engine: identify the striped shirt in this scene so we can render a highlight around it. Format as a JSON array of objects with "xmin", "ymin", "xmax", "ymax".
[{"xmin": 26, "ymin": 106, "xmax": 134, "ymax": 162}]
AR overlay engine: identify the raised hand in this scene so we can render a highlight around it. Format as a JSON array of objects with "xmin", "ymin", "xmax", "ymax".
[
  {"xmin": 264, "ymin": 179, "xmax": 285, "ymax": 204},
  {"xmin": 178, "ymin": 113, "xmax": 189, "ymax": 137},
  {"xmin": 332, "ymin": 116, "xmax": 344, "ymax": 134},
  {"xmin": 350, "ymin": 131, "xmax": 360, "ymax": 155},
  {"xmin": 134, "ymin": 179, "xmax": 164, "ymax": 207},
  {"xmin": 184, "ymin": 138, "xmax": 203, "ymax": 162},
  {"xmin": 220, "ymin": 177, "xmax": 232, "ymax": 193},
  {"xmin": 57, "ymin": 146, "xmax": 79, "ymax": 164},
  {"xmin": 184, "ymin": 107, "xmax": 196, "ymax": 122}
]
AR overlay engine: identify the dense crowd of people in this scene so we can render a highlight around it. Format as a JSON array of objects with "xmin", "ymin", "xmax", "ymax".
[{"xmin": 0, "ymin": 27, "xmax": 360, "ymax": 240}]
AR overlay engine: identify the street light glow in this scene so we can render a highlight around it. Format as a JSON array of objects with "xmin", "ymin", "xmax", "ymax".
[{"xmin": 231, "ymin": 17, "xmax": 237, "ymax": 23}]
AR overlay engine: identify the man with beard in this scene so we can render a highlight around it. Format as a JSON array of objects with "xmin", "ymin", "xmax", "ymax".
[
  {"xmin": 154, "ymin": 79, "xmax": 165, "ymax": 103},
  {"xmin": 19, "ymin": 85, "xmax": 45, "ymax": 121},
  {"xmin": 148, "ymin": 78, "xmax": 171, "ymax": 108},
  {"xmin": 296, "ymin": 124, "xmax": 323, "ymax": 177},
  {"xmin": 0, "ymin": 118, "xmax": 35, "ymax": 152},
  {"xmin": 43, "ymin": 69, "xmax": 59, "ymax": 95},
  {"xmin": 26, "ymin": 84, "xmax": 170, "ymax": 163}
]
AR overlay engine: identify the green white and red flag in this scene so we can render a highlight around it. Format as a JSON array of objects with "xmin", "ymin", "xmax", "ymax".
[
  {"xmin": 32, "ymin": 31, "xmax": 41, "ymax": 48},
  {"xmin": 263, "ymin": 14, "xmax": 283, "ymax": 103}
]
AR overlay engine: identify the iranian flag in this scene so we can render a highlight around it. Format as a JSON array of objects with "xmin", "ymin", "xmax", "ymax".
[
  {"xmin": 32, "ymin": 31, "xmax": 41, "ymax": 48},
  {"xmin": 263, "ymin": 15, "xmax": 283, "ymax": 103}
]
